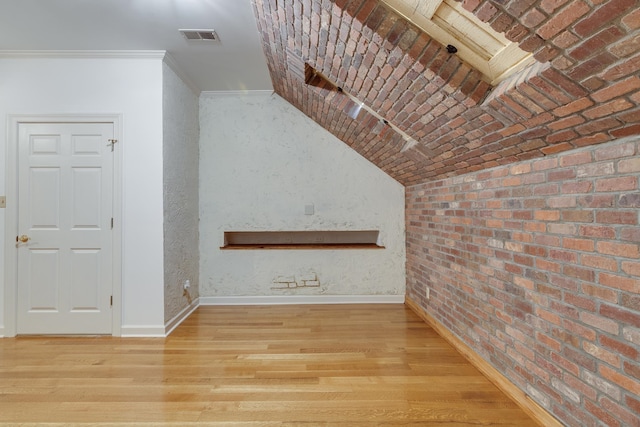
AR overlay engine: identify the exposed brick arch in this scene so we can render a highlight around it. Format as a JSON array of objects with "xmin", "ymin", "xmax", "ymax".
[{"xmin": 253, "ymin": 0, "xmax": 639, "ymax": 185}]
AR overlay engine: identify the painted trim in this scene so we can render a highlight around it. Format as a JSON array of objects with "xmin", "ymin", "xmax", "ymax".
[
  {"xmin": 0, "ymin": 50, "xmax": 166, "ymax": 59},
  {"xmin": 405, "ymin": 297, "xmax": 563, "ymax": 427},
  {"xmin": 200, "ymin": 90, "xmax": 275, "ymax": 98},
  {"xmin": 200, "ymin": 295, "xmax": 405, "ymax": 305},
  {"xmin": 163, "ymin": 53, "xmax": 200, "ymax": 96},
  {"xmin": 120, "ymin": 326, "xmax": 166, "ymax": 338},
  {"xmin": 4, "ymin": 114, "xmax": 124, "ymax": 337},
  {"xmin": 164, "ymin": 298, "xmax": 200, "ymax": 336}
]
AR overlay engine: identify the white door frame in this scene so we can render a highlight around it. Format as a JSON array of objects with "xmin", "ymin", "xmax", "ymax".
[{"xmin": 4, "ymin": 114, "xmax": 123, "ymax": 337}]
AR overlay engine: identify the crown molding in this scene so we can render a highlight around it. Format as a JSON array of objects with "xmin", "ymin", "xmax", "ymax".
[
  {"xmin": 0, "ymin": 50, "xmax": 167, "ymax": 59},
  {"xmin": 200, "ymin": 90, "xmax": 275, "ymax": 98},
  {"xmin": 162, "ymin": 52, "xmax": 200, "ymax": 95}
]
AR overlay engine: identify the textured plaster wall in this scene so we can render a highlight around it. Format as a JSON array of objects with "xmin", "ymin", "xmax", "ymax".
[
  {"xmin": 199, "ymin": 92, "xmax": 405, "ymax": 297},
  {"xmin": 162, "ymin": 62, "xmax": 200, "ymax": 323}
]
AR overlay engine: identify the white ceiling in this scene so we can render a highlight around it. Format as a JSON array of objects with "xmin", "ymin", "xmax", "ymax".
[{"xmin": 0, "ymin": 0, "xmax": 273, "ymax": 92}]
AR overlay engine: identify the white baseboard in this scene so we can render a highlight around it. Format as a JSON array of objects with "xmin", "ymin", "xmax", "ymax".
[
  {"xmin": 200, "ymin": 295, "xmax": 405, "ymax": 305},
  {"xmin": 120, "ymin": 325, "xmax": 166, "ymax": 337},
  {"xmin": 164, "ymin": 297, "xmax": 200, "ymax": 336}
]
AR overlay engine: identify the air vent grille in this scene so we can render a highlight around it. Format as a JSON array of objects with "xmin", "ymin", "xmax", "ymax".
[{"xmin": 179, "ymin": 29, "xmax": 220, "ymax": 42}]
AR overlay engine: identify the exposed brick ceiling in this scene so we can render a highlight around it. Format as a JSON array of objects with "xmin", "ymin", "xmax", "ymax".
[{"xmin": 253, "ymin": 0, "xmax": 640, "ymax": 186}]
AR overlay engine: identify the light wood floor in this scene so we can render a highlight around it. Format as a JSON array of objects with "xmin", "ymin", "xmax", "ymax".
[{"xmin": 0, "ymin": 305, "xmax": 538, "ymax": 426}]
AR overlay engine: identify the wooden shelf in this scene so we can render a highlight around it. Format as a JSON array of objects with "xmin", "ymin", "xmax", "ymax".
[
  {"xmin": 221, "ymin": 243, "xmax": 384, "ymax": 250},
  {"xmin": 221, "ymin": 230, "xmax": 383, "ymax": 249}
]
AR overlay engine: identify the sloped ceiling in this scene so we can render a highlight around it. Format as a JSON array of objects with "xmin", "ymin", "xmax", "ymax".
[{"xmin": 252, "ymin": 0, "xmax": 640, "ymax": 186}]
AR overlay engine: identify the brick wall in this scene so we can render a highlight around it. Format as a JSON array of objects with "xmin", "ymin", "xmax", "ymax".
[{"xmin": 406, "ymin": 136, "xmax": 640, "ymax": 427}]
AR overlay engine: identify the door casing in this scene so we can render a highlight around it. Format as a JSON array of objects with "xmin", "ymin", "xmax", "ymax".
[{"xmin": 4, "ymin": 114, "xmax": 123, "ymax": 337}]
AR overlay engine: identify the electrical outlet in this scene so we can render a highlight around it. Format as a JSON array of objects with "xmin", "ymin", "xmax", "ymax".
[
  {"xmin": 425, "ymin": 287, "xmax": 430, "ymax": 300},
  {"xmin": 183, "ymin": 280, "xmax": 191, "ymax": 290}
]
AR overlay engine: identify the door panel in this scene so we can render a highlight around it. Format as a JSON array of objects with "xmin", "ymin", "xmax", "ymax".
[
  {"xmin": 70, "ymin": 249, "xmax": 101, "ymax": 310},
  {"xmin": 17, "ymin": 122, "xmax": 114, "ymax": 334},
  {"xmin": 27, "ymin": 249, "xmax": 60, "ymax": 310},
  {"xmin": 72, "ymin": 168, "xmax": 102, "ymax": 228}
]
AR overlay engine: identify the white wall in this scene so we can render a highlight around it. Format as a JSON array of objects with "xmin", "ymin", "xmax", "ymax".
[
  {"xmin": 162, "ymin": 62, "xmax": 200, "ymax": 323},
  {"xmin": 199, "ymin": 92, "xmax": 405, "ymax": 300},
  {"xmin": 0, "ymin": 55, "xmax": 165, "ymax": 335}
]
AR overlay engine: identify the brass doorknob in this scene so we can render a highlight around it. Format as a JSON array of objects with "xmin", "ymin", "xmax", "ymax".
[{"xmin": 18, "ymin": 235, "xmax": 30, "ymax": 243}]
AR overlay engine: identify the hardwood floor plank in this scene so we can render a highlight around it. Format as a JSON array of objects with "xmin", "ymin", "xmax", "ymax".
[{"xmin": 0, "ymin": 304, "xmax": 538, "ymax": 426}]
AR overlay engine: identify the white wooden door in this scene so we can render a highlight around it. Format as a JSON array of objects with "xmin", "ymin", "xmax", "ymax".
[{"xmin": 16, "ymin": 122, "xmax": 114, "ymax": 334}]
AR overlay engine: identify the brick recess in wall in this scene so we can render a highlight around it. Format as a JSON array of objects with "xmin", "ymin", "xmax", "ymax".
[
  {"xmin": 253, "ymin": 0, "xmax": 640, "ymax": 186},
  {"xmin": 406, "ymin": 137, "xmax": 640, "ymax": 427}
]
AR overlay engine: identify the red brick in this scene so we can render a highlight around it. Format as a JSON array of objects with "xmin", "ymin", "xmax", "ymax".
[
  {"xmin": 627, "ymin": 395, "xmax": 640, "ymax": 417},
  {"xmin": 475, "ymin": 2, "xmax": 498, "ymax": 22},
  {"xmin": 549, "ymin": 249, "xmax": 577, "ymax": 263},
  {"xmin": 540, "ymin": 0, "xmax": 571, "ymax": 14},
  {"xmin": 581, "ymin": 254, "xmax": 617, "ymax": 272},
  {"xmin": 621, "ymin": 227, "xmax": 640, "ymax": 242},
  {"xmin": 505, "ymin": 22, "xmax": 529, "ymax": 42},
  {"xmin": 506, "ymin": 0, "xmax": 538, "ymax": 18},
  {"xmin": 594, "ymin": 142, "xmax": 636, "ymax": 161},
  {"xmin": 537, "ymin": 1, "xmax": 590, "ymax": 39},
  {"xmin": 535, "ymin": 210, "xmax": 560, "ymax": 221},
  {"xmin": 574, "ymin": 0, "xmax": 637, "ymax": 37},
  {"xmin": 621, "ymin": 261, "xmax": 640, "ymax": 276},
  {"xmin": 563, "ymin": 237, "xmax": 594, "ymax": 251},
  {"xmin": 559, "ymin": 151, "xmax": 591, "ymax": 166},
  {"xmin": 580, "ymin": 312, "xmax": 619, "ymax": 335},
  {"xmin": 561, "ymin": 210, "xmax": 593, "ymax": 222},
  {"xmin": 602, "ymin": 52, "xmax": 640, "ymax": 81},
  {"xmin": 552, "ymin": 30, "xmax": 580, "ymax": 49},
  {"xmin": 595, "ymin": 210, "xmax": 638, "ymax": 225},
  {"xmin": 461, "ymin": 0, "xmax": 481, "ymax": 13},
  {"xmin": 600, "ymin": 273, "xmax": 640, "ymax": 293},
  {"xmin": 612, "ymin": 124, "xmax": 640, "ymax": 139},
  {"xmin": 597, "ymin": 241, "xmax": 640, "ymax": 258},
  {"xmin": 582, "ymin": 341, "xmax": 621, "ymax": 367},
  {"xmin": 601, "ymin": 396, "xmax": 640, "ymax": 427},
  {"xmin": 601, "ymin": 306, "xmax": 640, "ymax": 336},
  {"xmin": 546, "ymin": 129, "xmax": 577, "ymax": 144},
  {"xmin": 548, "ymin": 115, "xmax": 585, "ymax": 131},
  {"xmin": 584, "ymin": 399, "xmax": 621, "ymax": 427},
  {"xmin": 570, "ymin": 26, "xmax": 625, "ymax": 61},
  {"xmin": 600, "ymin": 365, "xmax": 640, "ymax": 395},
  {"xmin": 541, "ymin": 66, "xmax": 588, "ymax": 98},
  {"xmin": 595, "ymin": 176, "xmax": 638, "ymax": 192},
  {"xmin": 584, "ymin": 98, "xmax": 634, "ymax": 119},
  {"xmin": 573, "ymin": 133, "xmax": 611, "ymax": 147},
  {"xmin": 622, "ymin": 8, "xmax": 640, "ymax": 30},
  {"xmin": 581, "ymin": 283, "xmax": 618, "ymax": 302},
  {"xmin": 601, "ymin": 335, "xmax": 639, "ymax": 360},
  {"xmin": 564, "ymin": 265, "xmax": 595, "ymax": 282},
  {"xmin": 532, "ymin": 157, "xmax": 558, "ymax": 171},
  {"xmin": 553, "ymin": 97, "xmax": 594, "ymax": 117},
  {"xmin": 625, "ymin": 360, "xmax": 640, "ymax": 380},
  {"xmin": 568, "ymin": 50, "xmax": 618, "ymax": 81},
  {"xmin": 592, "ymin": 76, "xmax": 640, "ymax": 102},
  {"xmin": 522, "ymin": 8, "xmax": 547, "ymax": 27}
]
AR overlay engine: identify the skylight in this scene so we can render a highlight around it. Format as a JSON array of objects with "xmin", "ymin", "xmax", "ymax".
[{"xmin": 381, "ymin": 0, "xmax": 533, "ymax": 84}]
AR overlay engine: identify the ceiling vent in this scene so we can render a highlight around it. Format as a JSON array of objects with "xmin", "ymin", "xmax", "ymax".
[{"xmin": 179, "ymin": 29, "xmax": 220, "ymax": 42}]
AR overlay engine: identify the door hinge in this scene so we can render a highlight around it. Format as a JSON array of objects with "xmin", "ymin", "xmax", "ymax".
[
  {"xmin": 110, "ymin": 295, "xmax": 113, "ymax": 307},
  {"xmin": 107, "ymin": 139, "xmax": 118, "ymax": 152},
  {"xmin": 111, "ymin": 218, "xmax": 114, "ymax": 229}
]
